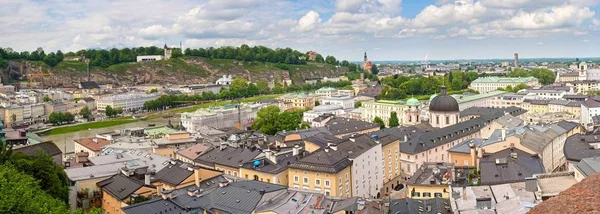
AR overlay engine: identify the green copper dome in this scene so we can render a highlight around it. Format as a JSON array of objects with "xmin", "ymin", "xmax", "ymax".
[
  {"xmin": 406, "ymin": 97, "xmax": 420, "ymax": 106},
  {"xmin": 429, "ymin": 94, "xmax": 437, "ymax": 101}
]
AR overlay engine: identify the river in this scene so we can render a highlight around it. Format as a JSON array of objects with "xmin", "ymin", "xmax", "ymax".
[{"xmin": 43, "ymin": 117, "xmax": 180, "ymax": 154}]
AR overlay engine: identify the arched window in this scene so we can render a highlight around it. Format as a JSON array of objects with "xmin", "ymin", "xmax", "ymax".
[{"xmin": 253, "ymin": 175, "xmax": 259, "ymax": 181}]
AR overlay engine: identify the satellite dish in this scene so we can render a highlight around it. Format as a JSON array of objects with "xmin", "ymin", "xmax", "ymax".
[{"xmin": 253, "ymin": 160, "xmax": 261, "ymax": 167}]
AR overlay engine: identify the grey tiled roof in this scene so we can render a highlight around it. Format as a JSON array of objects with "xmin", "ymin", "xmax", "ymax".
[
  {"xmin": 325, "ymin": 117, "xmax": 379, "ymax": 136},
  {"xmin": 575, "ymin": 157, "xmax": 600, "ymax": 177},
  {"xmin": 582, "ymin": 99, "xmax": 600, "ymax": 108},
  {"xmin": 407, "ymin": 162, "xmax": 454, "ymax": 185},
  {"xmin": 304, "ymin": 133, "xmax": 339, "ymax": 147},
  {"xmin": 479, "ymin": 148, "xmax": 544, "ymax": 185},
  {"xmin": 289, "ymin": 147, "xmax": 352, "ymax": 173},
  {"xmin": 194, "ymin": 146, "xmax": 261, "ymax": 168},
  {"xmin": 564, "ymin": 134, "xmax": 600, "ymax": 161},
  {"xmin": 123, "ymin": 180, "xmax": 287, "ymax": 214},
  {"xmin": 97, "ymin": 174, "xmax": 150, "ymax": 201},
  {"xmin": 389, "ymin": 198, "xmax": 452, "ymax": 214},
  {"xmin": 448, "ymin": 138, "xmax": 485, "ymax": 154},
  {"xmin": 151, "ymin": 160, "xmax": 194, "ymax": 186},
  {"xmin": 370, "ymin": 123, "xmax": 434, "ymax": 142},
  {"xmin": 240, "ymin": 151, "xmax": 298, "ymax": 174},
  {"xmin": 13, "ymin": 142, "xmax": 62, "ymax": 157}
]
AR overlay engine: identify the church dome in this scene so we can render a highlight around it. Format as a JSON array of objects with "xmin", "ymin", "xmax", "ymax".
[
  {"xmin": 406, "ymin": 97, "xmax": 420, "ymax": 106},
  {"xmin": 429, "ymin": 86, "xmax": 459, "ymax": 112},
  {"xmin": 429, "ymin": 94, "xmax": 437, "ymax": 101}
]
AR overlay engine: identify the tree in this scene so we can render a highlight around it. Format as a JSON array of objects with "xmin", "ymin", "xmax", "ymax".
[
  {"xmin": 48, "ymin": 112, "xmax": 66, "ymax": 125},
  {"xmin": 0, "ymin": 164, "xmax": 70, "ymax": 213},
  {"xmin": 10, "ymin": 114, "xmax": 16, "ymax": 127},
  {"xmin": 325, "ymin": 56, "xmax": 338, "ymax": 65},
  {"xmin": 105, "ymin": 106, "xmax": 115, "ymax": 118},
  {"xmin": 371, "ymin": 64, "xmax": 379, "ymax": 75},
  {"xmin": 355, "ymin": 101, "xmax": 362, "ymax": 108},
  {"xmin": 276, "ymin": 110, "xmax": 304, "ymax": 133},
  {"xmin": 115, "ymin": 107, "xmax": 124, "ymax": 115},
  {"xmin": 315, "ymin": 54, "xmax": 324, "ymax": 63},
  {"xmin": 389, "ymin": 112, "xmax": 399, "ymax": 127},
  {"xmin": 373, "ymin": 117, "xmax": 385, "ymax": 129},
  {"xmin": 10, "ymin": 153, "xmax": 70, "ymax": 204},
  {"xmin": 149, "ymin": 88, "xmax": 158, "ymax": 93},
  {"xmin": 315, "ymin": 101, "xmax": 320, "ymax": 106},
  {"xmin": 247, "ymin": 83, "xmax": 259, "ymax": 97},
  {"xmin": 79, "ymin": 106, "xmax": 91, "ymax": 120},
  {"xmin": 43, "ymin": 96, "xmax": 52, "ymax": 102},
  {"xmin": 256, "ymin": 80, "xmax": 270, "ymax": 95},
  {"xmin": 230, "ymin": 78, "xmax": 249, "ymax": 98},
  {"xmin": 0, "ymin": 141, "xmax": 12, "ymax": 164},
  {"xmin": 252, "ymin": 106, "xmax": 281, "ymax": 135}
]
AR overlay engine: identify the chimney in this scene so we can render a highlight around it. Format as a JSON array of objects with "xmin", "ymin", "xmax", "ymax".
[
  {"xmin": 144, "ymin": 173, "xmax": 151, "ymax": 185},
  {"xmin": 220, "ymin": 142, "xmax": 227, "ymax": 151},
  {"xmin": 404, "ymin": 135, "xmax": 408, "ymax": 142},
  {"xmin": 501, "ymin": 129, "xmax": 506, "ymax": 140},
  {"xmin": 161, "ymin": 190, "xmax": 172, "ymax": 200},
  {"xmin": 264, "ymin": 149, "xmax": 277, "ymax": 164},
  {"xmin": 349, "ymin": 134, "xmax": 356, "ymax": 142},
  {"xmin": 293, "ymin": 145, "xmax": 301, "ymax": 156},
  {"xmin": 92, "ymin": 138, "xmax": 98, "ymax": 143},
  {"xmin": 194, "ymin": 169, "xmax": 201, "ymax": 187},
  {"xmin": 327, "ymin": 143, "xmax": 338, "ymax": 151},
  {"xmin": 462, "ymin": 186, "xmax": 467, "ymax": 200},
  {"xmin": 469, "ymin": 142, "xmax": 476, "ymax": 168},
  {"xmin": 186, "ymin": 187, "xmax": 197, "ymax": 196}
]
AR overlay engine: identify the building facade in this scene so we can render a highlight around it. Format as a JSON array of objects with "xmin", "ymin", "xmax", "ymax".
[
  {"xmin": 97, "ymin": 93, "xmax": 159, "ymax": 112},
  {"xmin": 469, "ymin": 77, "xmax": 540, "ymax": 93}
]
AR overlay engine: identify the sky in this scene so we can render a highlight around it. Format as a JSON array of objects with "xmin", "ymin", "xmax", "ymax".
[{"xmin": 1, "ymin": 0, "xmax": 599, "ymax": 61}]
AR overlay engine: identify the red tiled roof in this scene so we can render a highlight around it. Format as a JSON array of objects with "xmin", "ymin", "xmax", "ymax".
[
  {"xmin": 176, "ymin": 143, "xmax": 212, "ymax": 160},
  {"xmin": 529, "ymin": 173, "xmax": 600, "ymax": 214},
  {"xmin": 74, "ymin": 137, "xmax": 110, "ymax": 152}
]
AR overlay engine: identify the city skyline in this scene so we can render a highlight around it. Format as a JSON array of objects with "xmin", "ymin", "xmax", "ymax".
[{"xmin": 1, "ymin": 0, "xmax": 599, "ymax": 61}]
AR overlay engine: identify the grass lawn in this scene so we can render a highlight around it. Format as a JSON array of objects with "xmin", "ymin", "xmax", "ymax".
[{"xmin": 44, "ymin": 117, "xmax": 137, "ymax": 136}]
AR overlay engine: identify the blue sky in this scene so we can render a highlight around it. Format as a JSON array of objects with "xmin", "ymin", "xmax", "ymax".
[{"xmin": 1, "ymin": 0, "xmax": 599, "ymax": 61}]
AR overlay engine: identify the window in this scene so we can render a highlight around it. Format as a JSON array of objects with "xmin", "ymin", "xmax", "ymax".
[
  {"xmin": 434, "ymin": 193, "xmax": 443, "ymax": 198},
  {"xmin": 423, "ymin": 192, "xmax": 432, "ymax": 197},
  {"xmin": 464, "ymin": 160, "xmax": 468, "ymax": 165},
  {"xmin": 436, "ymin": 116, "xmax": 439, "ymax": 124},
  {"xmin": 303, "ymin": 177, "xmax": 309, "ymax": 184},
  {"xmin": 325, "ymin": 180, "xmax": 330, "ymax": 187},
  {"xmin": 294, "ymin": 176, "xmax": 299, "ymax": 183},
  {"xmin": 325, "ymin": 191, "xmax": 331, "ymax": 196},
  {"xmin": 315, "ymin": 179, "xmax": 321, "ymax": 186},
  {"xmin": 446, "ymin": 116, "xmax": 449, "ymax": 124},
  {"xmin": 234, "ymin": 172, "xmax": 238, "ymax": 177},
  {"xmin": 412, "ymin": 192, "xmax": 421, "ymax": 197}
]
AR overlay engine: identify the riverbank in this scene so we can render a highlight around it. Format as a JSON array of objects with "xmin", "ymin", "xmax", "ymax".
[
  {"xmin": 42, "ymin": 117, "xmax": 137, "ymax": 136},
  {"xmin": 42, "ymin": 93, "xmax": 283, "ymax": 136}
]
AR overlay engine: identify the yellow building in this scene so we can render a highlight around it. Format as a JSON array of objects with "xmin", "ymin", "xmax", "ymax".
[
  {"xmin": 194, "ymin": 145, "xmax": 262, "ymax": 178},
  {"xmin": 521, "ymin": 100, "xmax": 549, "ymax": 115},
  {"xmin": 277, "ymin": 93, "xmax": 316, "ymax": 111},
  {"xmin": 448, "ymin": 139, "xmax": 481, "ymax": 168},
  {"xmin": 98, "ymin": 174, "xmax": 156, "ymax": 214},
  {"xmin": 303, "ymin": 133, "xmax": 339, "ymax": 153},
  {"xmin": 288, "ymin": 148, "xmax": 353, "ymax": 197},
  {"xmin": 4, "ymin": 105, "xmax": 24, "ymax": 126},
  {"xmin": 406, "ymin": 163, "xmax": 453, "ymax": 199},
  {"xmin": 239, "ymin": 146, "xmax": 303, "ymax": 186},
  {"xmin": 380, "ymin": 135, "xmax": 402, "ymax": 197}
]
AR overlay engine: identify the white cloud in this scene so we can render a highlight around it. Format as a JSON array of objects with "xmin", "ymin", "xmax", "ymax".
[
  {"xmin": 138, "ymin": 25, "xmax": 172, "ymax": 39},
  {"xmin": 292, "ymin": 11, "xmax": 321, "ymax": 32}
]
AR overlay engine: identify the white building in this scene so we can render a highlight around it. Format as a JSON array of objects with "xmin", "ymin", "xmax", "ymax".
[
  {"xmin": 520, "ymin": 89, "xmax": 573, "ymax": 100},
  {"xmin": 97, "ymin": 93, "xmax": 159, "ymax": 112},
  {"xmin": 338, "ymin": 135, "xmax": 383, "ymax": 199},
  {"xmin": 181, "ymin": 103, "xmax": 271, "ymax": 131},
  {"xmin": 216, "ymin": 75, "xmax": 233, "ymax": 85},
  {"xmin": 321, "ymin": 95, "xmax": 354, "ymax": 109},
  {"xmin": 338, "ymin": 90, "xmax": 355, "ymax": 97},
  {"xmin": 581, "ymin": 98, "xmax": 600, "ymax": 128},
  {"xmin": 315, "ymin": 87, "xmax": 337, "ymax": 97},
  {"xmin": 450, "ymin": 90, "xmax": 510, "ymax": 111},
  {"xmin": 469, "ymin": 77, "xmax": 540, "ymax": 93},
  {"xmin": 136, "ymin": 55, "xmax": 163, "ymax": 62},
  {"xmin": 302, "ymin": 105, "xmax": 346, "ymax": 123}
]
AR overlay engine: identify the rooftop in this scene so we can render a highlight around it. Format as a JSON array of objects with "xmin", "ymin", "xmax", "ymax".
[
  {"xmin": 407, "ymin": 162, "xmax": 453, "ymax": 186},
  {"xmin": 575, "ymin": 156, "xmax": 600, "ymax": 177},
  {"xmin": 563, "ymin": 134, "xmax": 600, "ymax": 162},
  {"xmin": 528, "ymin": 173, "xmax": 600, "ymax": 214},
  {"xmin": 325, "ymin": 117, "xmax": 379, "ymax": 136},
  {"xmin": 74, "ymin": 137, "xmax": 111, "ymax": 152},
  {"xmin": 479, "ymin": 148, "xmax": 544, "ymax": 185},
  {"xmin": 471, "ymin": 76, "xmax": 538, "ymax": 83},
  {"xmin": 390, "ymin": 198, "xmax": 452, "ymax": 214}
]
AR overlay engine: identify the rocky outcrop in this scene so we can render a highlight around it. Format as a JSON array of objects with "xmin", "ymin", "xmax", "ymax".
[{"xmin": 5, "ymin": 58, "xmax": 343, "ymax": 88}]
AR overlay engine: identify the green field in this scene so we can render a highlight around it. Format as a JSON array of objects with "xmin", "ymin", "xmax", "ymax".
[{"xmin": 43, "ymin": 117, "xmax": 137, "ymax": 136}]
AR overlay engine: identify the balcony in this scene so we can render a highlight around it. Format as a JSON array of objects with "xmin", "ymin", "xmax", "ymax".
[{"xmin": 76, "ymin": 189, "xmax": 102, "ymax": 211}]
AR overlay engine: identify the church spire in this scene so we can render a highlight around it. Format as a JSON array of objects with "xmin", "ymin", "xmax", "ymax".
[{"xmin": 364, "ymin": 52, "xmax": 368, "ymax": 62}]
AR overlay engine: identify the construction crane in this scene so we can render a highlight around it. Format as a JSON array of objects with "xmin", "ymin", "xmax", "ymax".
[{"xmin": 26, "ymin": 71, "xmax": 53, "ymax": 89}]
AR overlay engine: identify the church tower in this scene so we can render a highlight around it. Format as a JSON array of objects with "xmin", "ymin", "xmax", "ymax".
[
  {"xmin": 579, "ymin": 62, "xmax": 588, "ymax": 81},
  {"xmin": 164, "ymin": 44, "xmax": 172, "ymax": 60},
  {"xmin": 364, "ymin": 52, "xmax": 368, "ymax": 63}
]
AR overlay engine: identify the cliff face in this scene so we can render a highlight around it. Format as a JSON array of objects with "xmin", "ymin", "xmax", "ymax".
[{"xmin": 5, "ymin": 57, "xmax": 344, "ymax": 88}]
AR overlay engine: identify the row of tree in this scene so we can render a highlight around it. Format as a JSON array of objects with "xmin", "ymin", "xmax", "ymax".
[
  {"xmin": 377, "ymin": 71, "xmax": 482, "ymax": 100},
  {"xmin": 372, "ymin": 112, "xmax": 400, "ymax": 129},
  {"xmin": 497, "ymin": 83, "xmax": 530, "ymax": 93},
  {"xmin": 506, "ymin": 68, "xmax": 556, "ymax": 85},
  {"xmin": 143, "ymin": 78, "xmax": 352, "ymax": 111},
  {"xmin": 251, "ymin": 106, "xmax": 309, "ymax": 135},
  {"xmin": 48, "ymin": 112, "xmax": 75, "ymax": 125}
]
